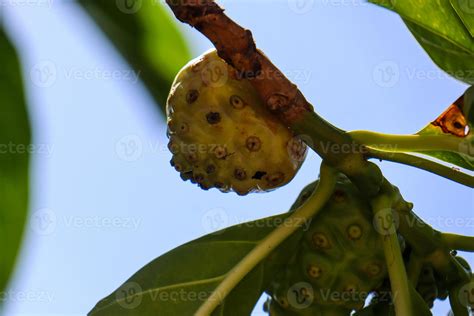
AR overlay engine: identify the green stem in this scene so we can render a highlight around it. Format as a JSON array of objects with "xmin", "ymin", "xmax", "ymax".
[
  {"xmin": 441, "ymin": 233, "xmax": 474, "ymax": 252},
  {"xmin": 371, "ymin": 185, "xmax": 413, "ymax": 316},
  {"xmin": 407, "ymin": 253, "xmax": 424, "ymax": 285},
  {"xmin": 367, "ymin": 150, "xmax": 474, "ymax": 188},
  {"xmin": 349, "ymin": 131, "xmax": 462, "ymax": 153},
  {"xmin": 449, "ymin": 281, "xmax": 470, "ymax": 316},
  {"xmin": 195, "ymin": 162, "xmax": 338, "ymax": 316},
  {"xmin": 407, "ymin": 282, "xmax": 432, "ymax": 316},
  {"xmin": 294, "ymin": 112, "xmax": 384, "ymax": 196},
  {"xmin": 395, "ymin": 206, "xmax": 471, "ymax": 284}
]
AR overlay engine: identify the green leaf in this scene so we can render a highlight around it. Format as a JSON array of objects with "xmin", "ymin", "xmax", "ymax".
[
  {"xmin": 0, "ymin": 28, "xmax": 31, "ymax": 295},
  {"xmin": 417, "ymin": 86, "xmax": 474, "ymax": 171},
  {"xmin": 368, "ymin": 0, "xmax": 394, "ymax": 10},
  {"xmin": 79, "ymin": 0, "xmax": 191, "ymax": 114},
  {"xmin": 404, "ymin": 20, "xmax": 474, "ymax": 84},
  {"xmin": 88, "ymin": 214, "xmax": 303, "ymax": 316},
  {"xmin": 370, "ymin": 0, "xmax": 474, "ymax": 84},
  {"xmin": 450, "ymin": 0, "xmax": 474, "ymax": 37}
]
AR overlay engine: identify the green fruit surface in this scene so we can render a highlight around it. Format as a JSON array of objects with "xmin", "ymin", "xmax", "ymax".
[
  {"xmin": 267, "ymin": 175, "xmax": 388, "ymax": 315},
  {"xmin": 166, "ymin": 50, "xmax": 307, "ymax": 195}
]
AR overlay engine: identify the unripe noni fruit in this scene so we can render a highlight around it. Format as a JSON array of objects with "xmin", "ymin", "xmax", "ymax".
[
  {"xmin": 166, "ymin": 50, "xmax": 307, "ymax": 195},
  {"xmin": 267, "ymin": 174, "xmax": 390, "ymax": 315}
]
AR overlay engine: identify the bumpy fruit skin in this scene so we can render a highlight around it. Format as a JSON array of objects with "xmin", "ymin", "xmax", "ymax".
[
  {"xmin": 266, "ymin": 175, "xmax": 389, "ymax": 315},
  {"xmin": 166, "ymin": 50, "xmax": 307, "ymax": 195}
]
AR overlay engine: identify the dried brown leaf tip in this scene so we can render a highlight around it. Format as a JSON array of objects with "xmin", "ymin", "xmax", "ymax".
[{"xmin": 432, "ymin": 97, "xmax": 469, "ymax": 137}]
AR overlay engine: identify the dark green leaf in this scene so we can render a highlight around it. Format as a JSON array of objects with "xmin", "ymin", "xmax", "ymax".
[
  {"xmin": 464, "ymin": 84, "xmax": 474, "ymax": 122},
  {"xmin": 450, "ymin": 0, "xmax": 474, "ymax": 37},
  {"xmin": 0, "ymin": 27, "xmax": 31, "ymax": 295},
  {"xmin": 79, "ymin": 0, "xmax": 191, "ymax": 114},
  {"xmin": 370, "ymin": 0, "xmax": 474, "ymax": 84},
  {"xmin": 405, "ymin": 20, "xmax": 474, "ymax": 84},
  {"xmin": 368, "ymin": 0, "xmax": 393, "ymax": 10},
  {"xmin": 89, "ymin": 214, "xmax": 303, "ymax": 316},
  {"xmin": 418, "ymin": 151, "xmax": 472, "ymax": 171}
]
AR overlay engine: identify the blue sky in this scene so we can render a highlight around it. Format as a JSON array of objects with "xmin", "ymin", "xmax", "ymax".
[{"xmin": 1, "ymin": 0, "xmax": 472, "ymax": 315}]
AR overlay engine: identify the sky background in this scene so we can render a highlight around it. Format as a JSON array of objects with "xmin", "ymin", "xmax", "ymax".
[{"xmin": 0, "ymin": 0, "xmax": 473, "ymax": 315}]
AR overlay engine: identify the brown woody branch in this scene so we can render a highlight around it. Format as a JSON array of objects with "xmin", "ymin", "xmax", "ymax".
[{"xmin": 166, "ymin": 0, "xmax": 312, "ymax": 125}]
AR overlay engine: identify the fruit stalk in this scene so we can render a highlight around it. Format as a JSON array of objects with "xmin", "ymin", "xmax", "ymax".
[
  {"xmin": 349, "ymin": 131, "xmax": 463, "ymax": 153},
  {"xmin": 371, "ymin": 183, "xmax": 414, "ymax": 316},
  {"xmin": 366, "ymin": 150, "xmax": 474, "ymax": 188},
  {"xmin": 195, "ymin": 162, "xmax": 338, "ymax": 316},
  {"xmin": 391, "ymin": 192, "xmax": 472, "ymax": 287},
  {"xmin": 448, "ymin": 281, "xmax": 470, "ymax": 316},
  {"xmin": 441, "ymin": 233, "xmax": 474, "ymax": 252}
]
